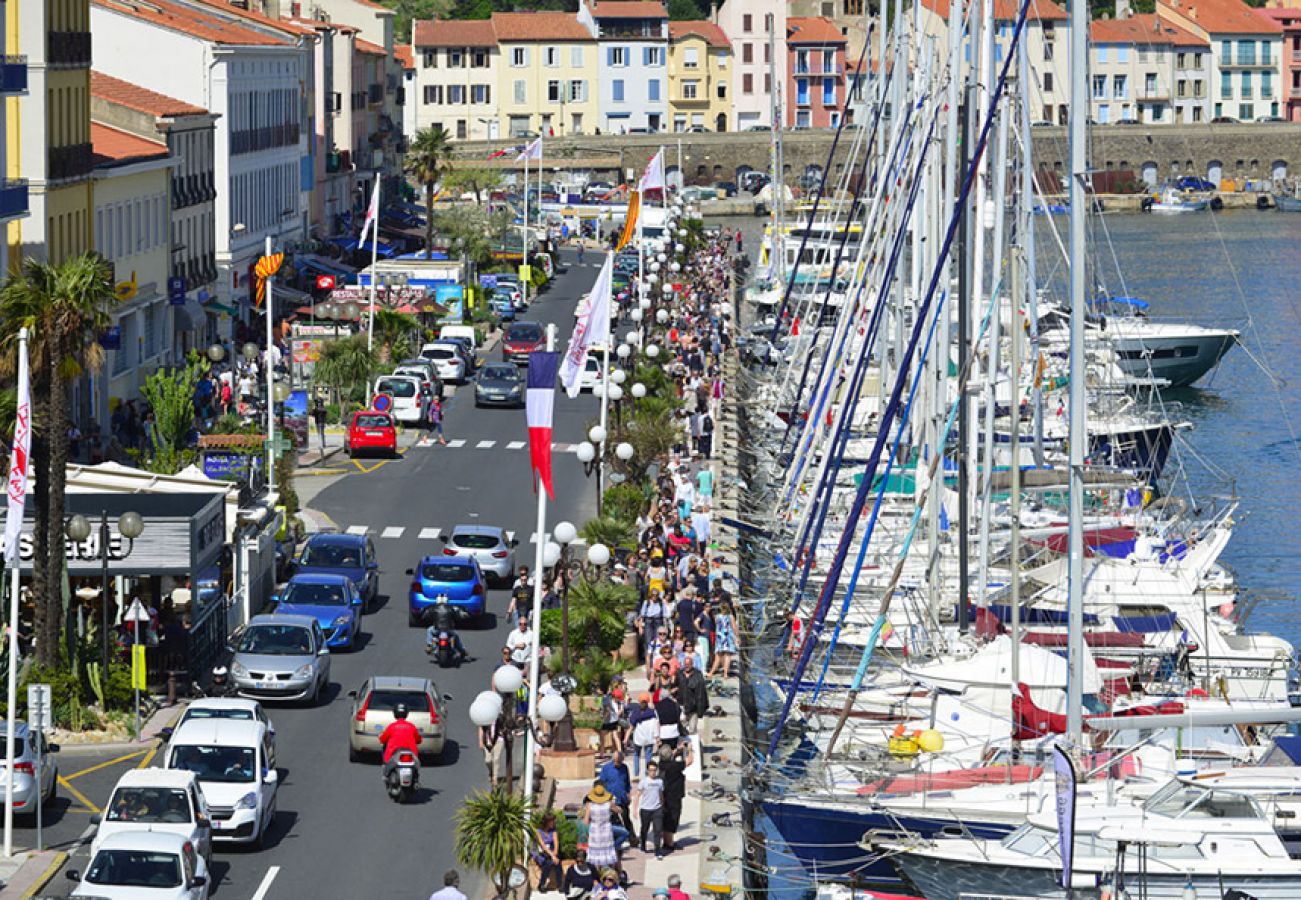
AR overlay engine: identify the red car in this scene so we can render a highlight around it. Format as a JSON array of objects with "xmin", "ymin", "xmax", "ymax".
[
  {"xmin": 500, "ymin": 321, "xmax": 545, "ymax": 365},
  {"xmin": 345, "ymin": 410, "xmax": 397, "ymax": 458}
]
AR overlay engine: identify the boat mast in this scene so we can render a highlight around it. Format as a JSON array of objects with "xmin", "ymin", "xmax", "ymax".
[
  {"xmin": 769, "ymin": 14, "xmax": 785, "ymax": 287},
  {"xmin": 1067, "ymin": 0, "xmax": 1089, "ymax": 747},
  {"xmin": 1018, "ymin": 20, "xmax": 1044, "ymax": 468}
]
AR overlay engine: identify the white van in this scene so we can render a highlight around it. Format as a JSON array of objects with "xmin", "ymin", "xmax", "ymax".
[
  {"xmin": 164, "ymin": 719, "xmax": 277, "ymax": 847},
  {"xmin": 438, "ymin": 324, "xmax": 479, "ymax": 353},
  {"xmin": 92, "ymin": 769, "xmax": 213, "ymax": 865},
  {"xmin": 373, "ymin": 374, "xmax": 429, "ymax": 426}
]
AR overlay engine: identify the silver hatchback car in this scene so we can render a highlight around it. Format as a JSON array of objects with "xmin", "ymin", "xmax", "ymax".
[
  {"xmin": 230, "ymin": 614, "xmax": 331, "ymax": 706},
  {"xmin": 439, "ymin": 524, "xmax": 517, "ymax": 585},
  {"xmin": 0, "ymin": 721, "xmax": 58, "ymax": 817},
  {"xmin": 347, "ymin": 676, "xmax": 450, "ymax": 762}
]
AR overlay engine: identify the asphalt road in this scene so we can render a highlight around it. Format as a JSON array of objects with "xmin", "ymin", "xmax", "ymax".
[{"xmin": 39, "ymin": 248, "xmax": 605, "ymax": 899}]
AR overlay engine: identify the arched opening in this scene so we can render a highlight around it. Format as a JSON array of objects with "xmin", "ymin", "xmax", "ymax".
[
  {"xmin": 1206, "ymin": 160, "xmax": 1223, "ymax": 187},
  {"xmin": 666, "ymin": 164, "xmax": 683, "ymax": 191},
  {"xmin": 736, "ymin": 164, "xmax": 754, "ymax": 184},
  {"xmin": 1272, "ymin": 159, "xmax": 1288, "ymax": 181},
  {"xmin": 1141, "ymin": 161, "xmax": 1159, "ymax": 188},
  {"xmin": 715, "ymin": 112, "xmax": 727, "ymax": 132}
]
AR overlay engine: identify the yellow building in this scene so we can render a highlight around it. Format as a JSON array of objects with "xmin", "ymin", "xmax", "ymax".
[
  {"xmin": 9, "ymin": 0, "xmax": 93, "ymax": 265},
  {"xmin": 668, "ymin": 21, "xmax": 733, "ymax": 134},
  {"xmin": 491, "ymin": 12, "xmax": 600, "ymax": 138}
]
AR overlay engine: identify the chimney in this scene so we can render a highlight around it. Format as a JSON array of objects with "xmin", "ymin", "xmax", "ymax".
[{"xmin": 1115, "ymin": 0, "xmax": 1131, "ymax": 18}]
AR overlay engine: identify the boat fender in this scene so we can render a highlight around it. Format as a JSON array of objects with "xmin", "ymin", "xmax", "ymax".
[
  {"xmin": 1257, "ymin": 194, "xmax": 1272, "ymax": 211},
  {"xmin": 1141, "ymin": 196, "xmax": 1154, "ymax": 213},
  {"xmin": 1210, "ymin": 196, "xmax": 1224, "ymax": 211}
]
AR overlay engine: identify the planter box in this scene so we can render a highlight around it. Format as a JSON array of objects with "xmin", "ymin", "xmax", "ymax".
[{"xmin": 539, "ymin": 747, "xmax": 597, "ymax": 781}]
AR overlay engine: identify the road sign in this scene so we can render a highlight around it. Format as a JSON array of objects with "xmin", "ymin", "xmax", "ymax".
[
  {"xmin": 316, "ymin": 274, "xmax": 337, "ymax": 290},
  {"xmin": 168, "ymin": 276, "xmax": 187, "ymax": 306},
  {"xmin": 266, "ymin": 436, "xmax": 295, "ymax": 453},
  {"xmin": 26, "ymin": 683, "xmax": 52, "ymax": 732},
  {"xmin": 372, "ymin": 393, "xmax": 394, "ymax": 414}
]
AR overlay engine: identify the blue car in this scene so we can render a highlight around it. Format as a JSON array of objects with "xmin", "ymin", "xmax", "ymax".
[
  {"xmin": 407, "ymin": 555, "xmax": 487, "ymax": 627},
  {"xmin": 273, "ymin": 573, "xmax": 362, "ymax": 650},
  {"xmin": 294, "ymin": 533, "xmax": 379, "ymax": 610}
]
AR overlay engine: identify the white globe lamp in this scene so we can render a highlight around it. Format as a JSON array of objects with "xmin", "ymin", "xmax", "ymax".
[
  {"xmin": 538, "ymin": 692, "xmax": 568, "ymax": 723},
  {"xmin": 631, "ymin": 383, "xmax": 647, "ymax": 399},
  {"xmin": 576, "ymin": 441, "xmax": 596, "ymax": 463},
  {"xmin": 543, "ymin": 541, "xmax": 563, "ymax": 568},
  {"xmin": 616, "ymin": 442, "xmax": 634, "ymax": 461},
  {"xmin": 588, "ymin": 425, "xmax": 607, "ymax": 444},
  {"xmin": 493, "ymin": 664, "xmax": 524, "ymax": 694},
  {"xmin": 586, "ymin": 543, "xmax": 611, "ymax": 567},
  {"xmin": 553, "ymin": 520, "xmax": 578, "ymax": 545},
  {"xmin": 646, "ymin": 344, "xmax": 661, "ymax": 359}
]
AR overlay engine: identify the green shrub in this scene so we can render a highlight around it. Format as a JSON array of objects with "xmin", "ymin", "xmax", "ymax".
[
  {"xmin": 325, "ymin": 402, "xmax": 341, "ymax": 424},
  {"xmin": 602, "ymin": 482, "xmax": 651, "ymax": 527}
]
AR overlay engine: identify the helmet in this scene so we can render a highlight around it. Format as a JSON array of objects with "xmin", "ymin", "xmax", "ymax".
[
  {"xmin": 212, "ymin": 666, "xmax": 228, "ymax": 684},
  {"xmin": 393, "ymin": 703, "xmax": 409, "ymax": 720}
]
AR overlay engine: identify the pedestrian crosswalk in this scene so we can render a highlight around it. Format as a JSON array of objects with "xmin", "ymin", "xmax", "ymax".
[
  {"xmin": 410, "ymin": 439, "xmax": 578, "ymax": 452},
  {"xmin": 328, "ymin": 525, "xmax": 588, "ymax": 546}
]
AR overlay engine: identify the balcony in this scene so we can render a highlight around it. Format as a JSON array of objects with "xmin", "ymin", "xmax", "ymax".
[
  {"xmin": 1291, "ymin": 84, "xmax": 1301, "ymax": 98},
  {"xmin": 0, "ymin": 56, "xmax": 27, "ymax": 94},
  {"xmin": 599, "ymin": 24, "xmax": 664, "ymax": 39},
  {"xmin": 0, "ymin": 180, "xmax": 29, "ymax": 221},
  {"xmin": 229, "ymin": 123, "xmax": 301, "ymax": 156},
  {"xmin": 47, "ymin": 31, "xmax": 92, "ymax": 68},
  {"xmin": 49, "ymin": 142, "xmax": 93, "ymax": 182}
]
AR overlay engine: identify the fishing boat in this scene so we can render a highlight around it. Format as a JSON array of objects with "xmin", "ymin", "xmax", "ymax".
[
  {"xmin": 1148, "ymin": 186, "xmax": 1210, "ymax": 213},
  {"xmin": 1275, "ymin": 191, "xmax": 1301, "ymax": 212}
]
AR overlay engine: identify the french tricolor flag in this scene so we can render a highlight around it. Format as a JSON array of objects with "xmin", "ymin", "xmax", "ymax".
[{"xmin": 526, "ymin": 351, "xmax": 560, "ymax": 499}]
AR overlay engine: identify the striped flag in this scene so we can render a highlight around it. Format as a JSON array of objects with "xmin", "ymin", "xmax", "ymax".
[
  {"xmin": 3, "ymin": 330, "xmax": 30, "ymax": 565},
  {"xmin": 488, "ymin": 145, "xmax": 524, "ymax": 160},
  {"xmin": 526, "ymin": 351, "xmax": 560, "ymax": 500},
  {"xmin": 516, "ymin": 137, "xmax": 543, "ymax": 162},
  {"xmin": 358, "ymin": 179, "xmax": 380, "ymax": 245}
]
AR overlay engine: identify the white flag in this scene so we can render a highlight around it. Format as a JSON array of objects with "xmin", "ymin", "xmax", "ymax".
[
  {"xmin": 560, "ymin": 252, "xmax": 613, "ymax": 398},
  {"xmin": 516, "ymin": 137, "xmax": 543, "ymax": 161},
  {"xmin": 358, "ymin": 179, "xmax": 380, "ymax": 245},
  {"xmin": 638, "ymin": 148, "xmax": 665, "ymax": 192},
  {"xmin": 3, "ymin": 332, "xmax": 31, "ymax": 566}
]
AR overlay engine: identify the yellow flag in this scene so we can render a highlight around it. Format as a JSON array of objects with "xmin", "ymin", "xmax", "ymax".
[
  {"xmin": 132, "ymin": 644, "xmax": 148, "ymax": 690},
  {"xmin": 616, "ymin": 191, "xmax": 641, "ymax": 251}
]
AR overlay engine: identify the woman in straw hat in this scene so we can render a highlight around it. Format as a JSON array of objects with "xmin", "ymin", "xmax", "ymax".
[{"xmin": 583, "ymin": 783, "xmax": 620, "ymax": 873}]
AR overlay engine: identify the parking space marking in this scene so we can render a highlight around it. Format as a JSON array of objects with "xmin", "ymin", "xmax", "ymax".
[
  {"xmin": 62, "ymin": 749, "xmax": 147, "ymax": 781},
  {"xmin": 381, "ymin": 526, "xmax": 405, "ymax": 539},
  {"xmin": 57, "ymin": 776, "xmax": 102, "ymax": 814},
  {"xmin": 506, "ymin": 441, "xmax": 526, "ymax": 450},
  {"xmin": 476, "ymin": 440, "xmax": 495, "ymax": 449},
  {"xmin": 346, "ymin": 525, "xmax": 369, "ymax": 535},
  {"xmin": 251, "ymin": 865, "xmax": 281, "ymax": 900},
  {"xmin": 447, "ymin": 439, "xmax": 467, "ymax": 448},
  {"xmin": 418, "ymin": 527, "xmax": 442, "ymax": 540}
]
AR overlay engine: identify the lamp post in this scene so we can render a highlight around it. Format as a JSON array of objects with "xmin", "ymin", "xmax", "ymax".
[
  {"xmin": 65, "ymin": 511, "xmax": 144, "ymax": 680},
  {"xmin": 468, "ymin": 664, "xmax": 565, "ymax": 795}
]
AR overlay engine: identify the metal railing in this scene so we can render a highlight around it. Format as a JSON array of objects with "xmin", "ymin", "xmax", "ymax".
[{"xmin": 49, "ymin": 142, "xmax": 93, "ymax": 181}]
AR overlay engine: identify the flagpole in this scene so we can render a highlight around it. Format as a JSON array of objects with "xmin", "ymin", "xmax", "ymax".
[
  {"xmin": 3, "ymin": 326, "xmax": 27, "ymax": 858},
  {"xmin": 523, "ymin": 323, "xmax": 557, "ymax": 804},
  {"xmin": 522, "ymin": 154, "xmax": 530, "ymax": 311},
  {"xmin": 366, "ymin": 179, "xmax": 381, "ymax": 355},
  {"xmin": 597, "ymin": 340, "xmax": 609, "ymax": 517}
]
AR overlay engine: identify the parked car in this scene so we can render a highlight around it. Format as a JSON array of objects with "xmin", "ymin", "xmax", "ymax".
[
  {"xmin": 578, "ymin": 353, "xmax": 607, "ymax": 392},
  {"xmin": 391, "ymin": 361, "xmax": 443, "ymax": 401},
  {"xmin": 418, "ymin": 343, "xmax": 467, "ymax": 384},
  {"xmin": 372, "ymin": 374, "xmax": 429, "ymax": 427},
  {"xmin": 406, "ymin": 555, "xmax": 487, "ymax": 626},
  {"xmin": 228, "ymin": 613, "xmax": 331, "ymax": 705},
  {"xmin": 0, "ymin": 721, "xmax": 57, "ymax": 818},
  {"xmin": 430, "ymin": 338, "xmax": 476, "ymax": 379},
  {"xmin": 1176, "ymin": 175, "xmax": 1217, "ymax": 192},
  {"xmin": 345, "ymin": 410, "xmax": 398, "ymax": 459},
  {"xmin": 1210, "ymin": 116, "xmax": 1239, "ymax": 124},
  {"xmin": 292, "ymin": 532, "xmax": 379, "ymax": 609},
  {"xmin": 501, "ymin": 321, "xmax": 546, "ymax": 364},
  {"xmin": 489, "ymin": 294, "xmax": 517, "ymax": 322},
  {"xmin": 92, "ymin": 769, "xmax": 212, "ymax": 866},
  {"xmin": 714, "ymin": 181, "xmax": 738, "ymax": 197},
  {"xmin": 474, "ymin": 363, "xmax": 526, "ymax": 408},
  {"xmin": 163, "ymin": 718, "xmax": 277, "ymax": 846},
  {"xmin": 173, "ymin": 699, "xmax": 276, "ymax": 768},
  {"xmin": 347, "ymin": 675, "xmax": 449, "ymax": 762},
  {"xmin": 439, "ymin": 524, "xmax": 518, "ymax": 584},
  {"xmin": 438, "ymin": 324, "xmax": 480, "ymax": 357},
  {"xmin": 493, "ymin": 280, "xmax": 524, "ymax": 310},
  {"xmin": 1256, "ymin": 115, "xmax": 1286, "ymax": 123},
  {"xmin": 272, "ymin": 573, "xmax": 363, "ymax": 651},
  {"xmin": 685, "ymin": 125, "xmax": 709, "ymax": 133},
  {"xmin": 69, "ymin": 830, "xmax": 211, "ymax": 899}
]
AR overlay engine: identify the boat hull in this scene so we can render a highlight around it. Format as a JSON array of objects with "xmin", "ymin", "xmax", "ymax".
[{"xmin": 1110, "ymin": 329, "xmax": 1239, "ymax": 387}]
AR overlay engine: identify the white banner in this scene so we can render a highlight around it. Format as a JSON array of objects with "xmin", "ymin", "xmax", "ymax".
[
  {"xmin": 559, "ymin": 252, "xmax": 613, "ymax": 398},
  {"xmin": 3, "ymin": 335, "xmax": 29, "ymax": 567}
]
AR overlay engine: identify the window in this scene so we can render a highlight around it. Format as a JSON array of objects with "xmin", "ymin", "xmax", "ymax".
[
  {"xmin": 1261, "ymin": 42, "xmax": 1271, "ymax": 65},
  {"xmin": 1177, "ymin": 52, "xmax": 1187, "ymax": 68},
  {"xmin": 844, "ymin": 0, "xmax": 864, "ymax": 12},
  {"xmin": 514, "ymin": 79, "xmax": 526, "ymax": 103},
  {"xmin": 649, "ymin": 79, "xmax": 660, "ymax": 101},
  {"xmin": 1240, "ymin": 102, "xmax": 1254, "ymax": 120},
  {"xmin": 830, "ymin": 111, "xmax": 840, "ymax": 127},
  {"xmin": 423, "ymin": 51, "xmax": 436, "ymax": 68},
  {"xmin": 1240, "ymin": 70, "xmax": 1252, "ymax": 98},
  {"xmin": 684, "ymin": 46, "xmax": 700, "ymax": 68},
  {"xmin": 742, "ymin": 72, "xmax": 753, "ymax": 94},
  {"xmin": 796, "ymin": 78, "xmax": 809, "ymax": 106},
  {"xmin": 796, "ymin": 110, "xmax": 811, "ymax": 128},
  {"xmin": 1193, "ymin": 106, "xmax": 1202, "ymax": 122},
  {"xmin": 1221, "ymin": 71, "xmax": 1233, "ymax": 99},
  {"xmin": 512, "ymin": 47, "xmax": 528, "ymax": 67},
  {"xmin": 822, "ymin": 76, "xmax": 835, "ymax": 105},
  {"xmin": 683, "ymin": 79, "xmax": 699, "ymax": 100},
  {"xmin": 1097, "ymin": 46, "xmax": 1108, "ymax": 64},
  {"xmin": 472, "ymin": 84, "xmax": 491, "ymax": 104},
  {"xmin": 673, "ymin": 115, "xmax": 687, "ymax": 132},
  {"xmin": 1092, "ymin": 75, "xmax": 1106, "ymax": 99},
  {"xmin": 1194, "ymin": 52, "xmax": 1203, "ymax": 68},
  {"xmin": 1113, "ymin": 75, "xmax": 1127, "ymax": 99},
  {"xmin": 644, "ymin": 47, "xmax": 663, "ymax": 66},
  {"xmin": 1117, "ymin": 46, "xmax": 1129, "ymax": 64},
  {"xmin": 796, "ymin": 50, "xmax": 810, "ymax": 74},
  {"xmin": 568, "ymin": 80, "xmax": 585, "ymax": 102},
  {"xmin": 742, "ymin": 43, "xmax": 753, "ymax": 64},
  {"xmin": 545, "ymin": 47, "xmax": 559, "ymax": 67},
  {"xmin": 448, "ymin": 85, "xmax": 466, "ymax": 104},
  {"xmin": 1221, "ymin": 39, "xmax": 1231, "ymax": 61},
  {"xmin": 1044, "ymin": 41, "xmax": 1053, "ymax": 61},
  {"xmin": 571, "ymin": 47, "xmax": 584, "ymax": 67},
  {"xmin": 764, "ymin": 43, "xmax": 770, "ymax": 64},
  {"xmin": 743, "ymin": 13, "xmax": 752, "ymax": 32},
  {"xmin": 456, "ymin": 119, "xmax": 467, "ymax": 139},
  {"xmin": 548, "ymin": 80, "xmax": 561, "ymax": 102},
  {"xmin": 449, "ymin": 49, "xmax": 464, "ymax": 67},
  {"xmin": 1177, "ymin": 79, "xmax": 1187, "ymax": 98},
  {"xmin": 1098, "ymin": 103, "xmax": 1110, "ymax": 124},
  {"xmin": 422, "ymin": 85, "xmax": 441, "ymax": 105},
  {"xmin": 1194, "ymin": 79, "xmax": 1204, "ymax": 97},
  {"xmin": 1262, "ymin": 70, "xmax": 1272, "ymax": 98},
  {"xmin": 1238, "ymin": 39, "xmax": 1255, "ymax": 65},
  {"xmin": 1145, "ymin": 73, "xmax": 1157, "ymax": 96},
  {"xmin": 823, "ymin": 50, "xmax": 836, "ymax": 73},
  {"xmin": 717, "ymin": 81, "xmax": 727, "ymax": 99},
  {"xmin": 472, "ymin": 50, "xmax": 488, "ymax": 68},
  {"xmin": 613, "ymin": 79, "xmax": 625, "ymax": 102},
  {"xmin": 610, "ymin": 46, "xmax": 627, "ymax": 66},
  {"xmin": 1138, "ymin": 47, "xmax": 1148, "ymax": 63},
  {"xmin": 1044, "ymin": 72, "xmax": 1053, "ymax": 92},
  {"xmin": 764, "ymin": 72, "xmax": 771, "ymax": 93}
]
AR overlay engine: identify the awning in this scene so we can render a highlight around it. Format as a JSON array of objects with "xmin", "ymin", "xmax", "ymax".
[
  {"xmin": 295, "ymin": 254, "xmax": 356, "ymax": 277},
  {"xmin": 272, "ymin": 284, "xmax": 314, "ymax": 307},
  {"xmin": 203, "ymin": 301, "xmax": 239, "ymax": 316},
  {"xmin": 172, "ymin": 297, "xmax": 208, "ymax": 332}
]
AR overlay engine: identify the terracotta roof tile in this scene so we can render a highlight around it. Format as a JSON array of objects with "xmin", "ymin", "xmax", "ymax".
[
  {"xmin": 490, "ymin": 12, "xmax": 594, "ymax": 42},
  {"xmin": 921, "ymin": 0, "xmax": 1067, "ymax": 21},
  {"xmin": 91, "ymin": 71, "xmax": 208, "ymax": 118},
  {"xmin": 189, "ymin": 0, "xmax": 317, "ymax": 37},
  {"xmin": 669, "ymin": 20, "xmax": 730, "ymax": 49},
  {"xmin": 589, "ymin": 1, "xmax": 668, "ymax": 19},
  {"xmin": 93, "ymin": 0, "xmax": 293, "ymax": 46},
  {"xmin": 413, "ymin": 18, "xmax": 498, "ymax": 47},
  {"xmin": 786, "ymin": 16, "xmax": 847, "ymax": 44},
  {"xmin": 355, "ymin": 36, "xmax": 387, "ymax": 55},
  {"xmin": 1091, "ymin": 13, "xmax": 1207, "ymax": 45},
  {"xmin": 394, "ymin": 44, "xmax": 415, "ymax": 69},
  {"xmin": 1158, "ymin": 0, "xmax": 1281, "ymax": 34},
  {"xmin": 91, "ymin": 122, "xmax": 169, "ymax": 166}
]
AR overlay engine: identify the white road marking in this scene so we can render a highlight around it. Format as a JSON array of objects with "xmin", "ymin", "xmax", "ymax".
[
  {"xmin": 506, "ymin": 440, "xmax": 526, "ymax": 450},
  {"xmin": 381, "ymin": 526, "xmax": 405, "ymax": 539},
  {"xmin": 418, "ymin": 527, "xmax": 442, "ymax": 540},
  {"xmin": 476, "ymin": 440, "xmax": 495, "ymax": 449},
  {"xmin": 506, "ymin": 531, "xmax": 516, "ymax": 542},
  {"xmin": 251, "ymin": 866, "xmax": 281, "ymax": 900},
  {"xmin": 346, "ymin": 525, "xmax": 368, "ymax": 535},
  {"xmin": 447, "ymin": 439, "xmax": 467, "ymax": 448}
]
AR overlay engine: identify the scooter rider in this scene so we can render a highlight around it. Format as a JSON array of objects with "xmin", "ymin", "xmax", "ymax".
[
  {"xmin": 207, "ymin": 665, "xmax": 237, "ymax": 698},
  {"xmin": 379, "ymin": 703, "xmax": 422, "ymax": 781},
  {"xmin": 425, "ymin": 596, "xmax": 467, "ymax": 661}
]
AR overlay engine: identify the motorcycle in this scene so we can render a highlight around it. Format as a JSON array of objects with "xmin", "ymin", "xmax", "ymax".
[
  {"xmin": 385, "ymin": 750, "xmax": 419, "ymax": 803},
  {"xmin": 430, "ymin": 631, "xmax": 458, "ymax": 668}
]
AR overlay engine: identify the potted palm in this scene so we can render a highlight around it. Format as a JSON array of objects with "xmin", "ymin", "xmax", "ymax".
[{"xmin": 455, "ymin": 787, "xmax": 534, "ymax": 899}]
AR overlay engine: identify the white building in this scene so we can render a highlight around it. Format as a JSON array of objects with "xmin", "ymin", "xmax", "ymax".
[
  {"xmin": 90, "ymin": 0, "xmax": 312, "ymax": 327},
  {"xmin": 577, "ymin": 0, "xmax": 670, "ymax": 134},
  {"xmin": 412, "ymin": 18, "xmax": 501, "ymax": 140},
  {"xmin": 713, "ymin": 0, "xmax": 787, "ymax": 129}
]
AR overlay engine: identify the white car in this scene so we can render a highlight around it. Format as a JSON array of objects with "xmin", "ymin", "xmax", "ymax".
[
  {"xmin": 92, "ymin": 769, "xmax": 212, "ymax": 866},
  {"xmin": 578, "ymin": 354, "xmax": 606, "ymax": 392},
  {"xmin": 164, "ymin": 719, "xmax": 277, "ymax": 847},
  {"xmin": 440, "ymin": 524, "xmax": 518, "ymax": 585},
  {"xmin": 419, "ymin": 343, "xmax": 467, "ymax": 384},
  {"xmin": 173, "ymin": 698, "xmax": 276, "ymax": 768},
  {"xmin": 69, "ymin": 830, "xmax": 210, "ymax": 899},
  {"xmin": 373, "ymin": 374, "xmax": 430, "ymax": 426}
]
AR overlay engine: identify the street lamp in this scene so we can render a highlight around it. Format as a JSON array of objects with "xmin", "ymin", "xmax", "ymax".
[
  {"xmin": 610, "ymin": 368, "xmax": 627, "ymax": 386},
  {"xmin": 631, "ymin": 382, "xmax": 647, "ymax": 400},
  {"xmin": 66, "ymin": 511, "xmax": 144, "ymax": 683},
  {"xmin": 646, "ymin": 344, "xmax": 661, "ymax": 359},
  {"xmin": 206, "ymin": 344, "xmax": 225, "ymax": 364},
  {"xmin": 657, "ymin": 309, "xmax": 670, "ymax": 325},
  {"xmin": 468, "ymin": 663, "xmax": 564, "ymax": 792}
]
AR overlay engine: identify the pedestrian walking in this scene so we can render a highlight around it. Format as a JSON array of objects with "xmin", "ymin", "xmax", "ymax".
[
  {"xmin": 584, "ymin": 785, "xmax": 621, "ymax": 873},
  {"xmin": 675, "ymin": 655, "xmax": 708, "ymax": 735},
  {"xmin": 313, "ymin": 394, "xmax": 328, "ymax": 448},
  {"xmin": 429, "ymin": 870, "xmax": 467, "ymax": 900},
  {"xmin": 628, "ymin": 693, "xmax": 659, "ymax": 776},
  {"xmin": 659, "ymin": 743, "xmax": 691, "ymax": 854},
  {"xmin": 429, "ymin": 395, "xmax": 447, "ymax": 445},
  {"xmin": 634, "ymin": 761, "xmax": 665, "ymax": 859}
]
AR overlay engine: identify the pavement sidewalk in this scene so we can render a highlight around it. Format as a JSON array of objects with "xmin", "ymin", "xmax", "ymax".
[{"xmin": 0, "ymin": 848, "xmax": 67, "ymax": 899}]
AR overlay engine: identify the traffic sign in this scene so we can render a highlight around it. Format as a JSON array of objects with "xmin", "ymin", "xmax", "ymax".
[
  {"xmin": 316, "ymin": 274, "xmax": 337, "ymax": 290},
  {"xmin": 372, "ymin": 393, "xmax": 394, "ymax": 414},
  {"xmin": 27, "ymin": 683, "xmax": 52, "ymax": 732},
  {"xmin": 167, "ymin": 276, "xmax": 187, "ymax": 306}
]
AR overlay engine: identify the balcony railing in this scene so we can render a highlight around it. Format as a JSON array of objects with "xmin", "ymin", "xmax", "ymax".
[
  {"xmin": 229, "ymin": 123, "xmax": 300, "ymax": 156},
  {"xmin": 0, "ymin": 180, "xmax": 29, "ymax": 221},
  {"xmin": 48, "ymin": 31, "xmax": 92, "ymax": 68},
  {"xmin": 1291, "ymin": 84, "xmax": 1301, "ymax": 99},
  {"xmin": 49, "ymin": 142, "xmax": 93, "ymax": 182},
  {"xmin": 599, "ymin": 24, "xmax": 664, "ymax": 39},
  {"xmin": 0, "ymin": 56, "xmax": 27, "ymax": 94}
]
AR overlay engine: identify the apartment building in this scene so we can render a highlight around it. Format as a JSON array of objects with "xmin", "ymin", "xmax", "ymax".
[
  {"xmin": 786, "ymin": 17, "xmax": 848, "ymax": 129},
  {"xmin": 1257, "ymin": 4, "xmax": 1301, "ymax": 121},
  {"xmin": 667, "ymin": 21, "xmax": 732, "ymax": 133},
  {"xmin": 492, "ymin": 12, "xmax": 600, "ymax": 138},
  {"xmin": 0, "ymin": 3, "xmax": 28, "ymax": 276},
  {"xmin": 788, "ymin": 0, "xmax": 870, "ymax": 64},
  {"xmin": 714, "ymin": 0, "xmax": 787, "ymax": 130},
  {"xmin": 1090, "ymin": 15, "xmax": 1207, "ymax": 124},
  {"xmin": 1158, "ymin": 0, "xmax": 1283, "ymax": 121},
  {"xmin": 412, "ymin": 19, "xmax": 500, "ymax": 140},
  {"xmin": 578, "ymin": 0, "xmax": 670, "ymax": 134}
]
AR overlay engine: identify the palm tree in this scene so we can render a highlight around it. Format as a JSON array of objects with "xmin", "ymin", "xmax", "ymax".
[
  {"xmin": 404, "ymin": 126, "xmax": 451, "ymax": 255},
  {"xmin": 580, "ymin": 516, "xmax": 637, "ymax": 551},
  {"xmin": 370, "ymin": 308, "xmax": 420, "ymax": 364},
  {"xmin": 455, "ymin": 787, "xmax": 534, "ymax": 899},
  {"xmin": 313, "ymin": 334, "xmax": 378, "ymax": 410},
  {"xmin": 0, "ymin": 254, "xmax": 117, "ymax": 666}
]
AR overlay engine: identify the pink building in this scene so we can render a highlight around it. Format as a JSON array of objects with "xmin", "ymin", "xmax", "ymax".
[
  {"xmin": 1258, "ymin": 3, "xmax": 1301, "ymax": 120},
  {"xmin": 785, "ymin": 17, "xmax": 847, "ymax": 129}
]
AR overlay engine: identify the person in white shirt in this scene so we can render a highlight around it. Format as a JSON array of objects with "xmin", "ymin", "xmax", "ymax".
[
  {"xmin": 430, "ymin": 870, "xmax": 468, "ymax": 900},
  {"xmin": 506, "ymin": 615, "xmax": 534, "ymax": 666}
]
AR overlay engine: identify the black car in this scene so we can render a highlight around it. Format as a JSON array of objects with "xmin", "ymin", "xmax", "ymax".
[{"xmin": 474, "ymin": 363, "xmax": 526, "ymax": 408}]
